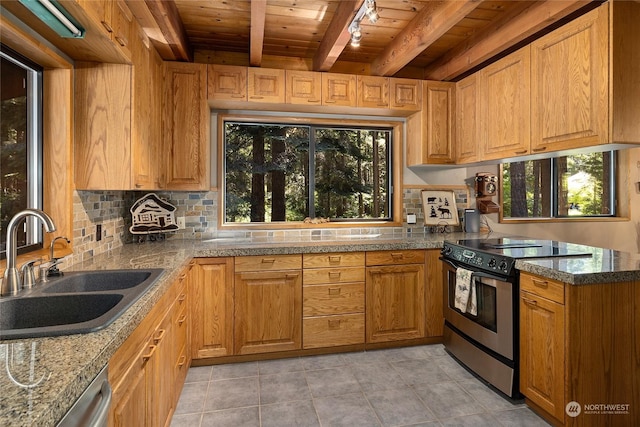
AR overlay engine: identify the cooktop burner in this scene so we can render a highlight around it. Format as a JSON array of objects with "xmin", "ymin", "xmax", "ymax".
[
  {"xmin": 441, "ymin": 237, "xmax": 592, "ymax": 276},
  {"xmin": 454, "ymin": 237, "xmax": 593, "ymax": 259}
]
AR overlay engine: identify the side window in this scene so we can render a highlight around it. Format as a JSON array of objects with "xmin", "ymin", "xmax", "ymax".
[
  {"xmin": 1, "ymin": 47, "xmax": 43, "ymax": 258},
  {"xmin": 501, "ymin": 152, "xmax": 616, "ymax": 219}
]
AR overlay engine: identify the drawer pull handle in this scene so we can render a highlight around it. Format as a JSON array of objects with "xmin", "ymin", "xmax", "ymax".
[
  {"xmin": 179, "ymin": 273, "xmax": 187, "ymax": 282},
  {"xmin": 532, "ymin": 146, "xmax": 547, "ymax": 152},
  {"xmin": 178, "ymin": 315, "xmax": 187, "ymax": 325},
  {"xmin": 178, "ymin": 294, "xmax": 187, "ymax": 302},
  {"xmin": 154, "ymin": 329, "xmax": 166, "ymax": 343},
  {"xmin": 178, "ymin": 355, "xmax": 187, "ymax": 367},
  {"xmin": 390, "ymin": 252, "xmax": 404, "ymax": 259},
  {"xmin": 328, "ymin": 255, "xmax": 341, "ymax": 263},
  {"xmin": 328, "ymin": 271, "xmax": 341, "ymax": 279},
  {"xmin": 328, "ymin": 319, "xmax": 341, "ymax": 329},
  {"xmin": 285, "ymin": 273, "xmax": 298, "ymax": 279},
  {"xmin": 328, "ymin": 287, "xmax": 341, "ymax": 296},
  {"xmin": 142, "ymin": 345, "xmax": 157, "ymax": 361},
  {"xmin": 115, "ymin": 36, "xmax": 128, "ymax": 47},
  {"xmin": 261, "ymin": 258, "xmax": 276, "ymax": 264},
  {"xmin": 514, "ymin": 150, "xmax": 528, "ymax": 155},
  {"xmin": 101, "ymin": 20, "xmax": 113, "ymax": 33},
  {"xmin": 522, "ymin": 298, "xmax": 538, "ymax": 306},
  {"xmin": 532, "ymin": 279, "xmax": 549, "ymax": 288}
]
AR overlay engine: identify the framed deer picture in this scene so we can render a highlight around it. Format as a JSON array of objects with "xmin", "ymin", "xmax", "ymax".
[{"xmin": 421, "ymin": 190, "xmax": 459, "ymax": 226}]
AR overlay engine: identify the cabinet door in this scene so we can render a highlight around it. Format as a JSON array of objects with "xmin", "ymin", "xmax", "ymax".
[
  {"xmin": 425, "ymin": 250, "xmax": 444, "ymax": 337},
  {"xmin": 148, "ymin": 309, "xmax": 174, "ymax": 427},
  {"xmin": 74, "ymin": 62, "xmax": 131, "ymax": 190},
  {"xmin": 520, "ymin": 291, "xmax": 565, "ymax": 422},
  {"xmin": 109, "ymin": 344, "xmax": 148, "ymax": 427},
  {"xmin": 248, "ymin": 68, "xmax": 285, "ymax": 103},
  {"xmin": 208, "ymin": 64, "xmax": 247, "ymax": 100},
  {"xmin": 455, "ymin": 74, "xmax": 480, "ymax": 164},
  {"xmin": 191, "ymin": 258, "xmax": 234, "ymax": 358},
  {"xmin": 357, "ymin": 75, "xmax": 389, "ymax": 108},
  {"xmin": 531, "ymin": 7, "xmax": 608, "ymax": 153},
  {"xmin": 235, "ymin": 270, "xmax": 302, "ymax": 354},
  {"xmin": 322, "ymin": 73, "xmax": 356, "ymax": 106},
  {"xmin": 163, "ymin": 62, "xmax": 210, "ymax": 190},
  {"xmin": 286, "ymin": 70, "xmax": 321, "ymax": 105},
  {"xmin": 111, "ymin": 0, "xmax": 133, "ymax": 59},
  {"xmin": 423, "ymin": 81, "xmax": 455, "ymax": 164},
  {"xmin": 390, "ymin": 78, "xmax": 422, "ymax": 110},
  {"xmin": 480, "ymin": 46, "xmax": 531, "ymax": 160},
  {"xmin": 366, "ymin": 264, "xmax": 425, "ymax": 343}
]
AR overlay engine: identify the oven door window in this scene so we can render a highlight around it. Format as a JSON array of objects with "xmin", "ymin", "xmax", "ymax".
[{"xmin": 448, "ymin": 275, "xmax": 497, "ymax": 332}]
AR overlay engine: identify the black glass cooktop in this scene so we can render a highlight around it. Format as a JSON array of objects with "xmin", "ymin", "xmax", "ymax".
[{"xmin": 454, "ymin": 237, "xmax": 593, "ymax": 259}]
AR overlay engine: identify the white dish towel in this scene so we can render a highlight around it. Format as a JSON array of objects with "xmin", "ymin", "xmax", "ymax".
[{"xmin": 454, "ymin": 267, "xmax": 477, "ymax": 316}]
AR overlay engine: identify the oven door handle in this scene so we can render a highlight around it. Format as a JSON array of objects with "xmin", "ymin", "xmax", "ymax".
[{"xmin": 440, "ymin": 258, "xmax": 513, "ymax": 283}]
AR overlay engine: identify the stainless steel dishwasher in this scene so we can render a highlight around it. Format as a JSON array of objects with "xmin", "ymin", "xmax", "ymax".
[{"xmin": 57, "ymin": 365, "xmax": 112, "ymax": 427}]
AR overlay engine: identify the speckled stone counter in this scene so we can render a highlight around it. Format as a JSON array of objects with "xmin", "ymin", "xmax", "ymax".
[{"xmin": 1, "ymin": 232, "xmax": 639, "ymax": 426}]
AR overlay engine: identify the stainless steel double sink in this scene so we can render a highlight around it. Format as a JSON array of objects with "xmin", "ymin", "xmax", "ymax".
[{"xmin": 0, "ymin": 269, "xmax": 164, "ymax": 340}]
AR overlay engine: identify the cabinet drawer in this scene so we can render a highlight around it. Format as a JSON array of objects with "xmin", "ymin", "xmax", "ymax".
[
  {"xmin": 235, "ymin": 254, "xmax": 302, "ymax": 272},
  {"xmin": 174, "ymin": 344, "xmax": 189, "ymax": 387},
  {"xmin": 303, "ymin": 314, "xmax": 364, "ymax": 349},
  {"xmin": 303, "ymin": 283, "xmax": 364, "ymax": 316},
  {"xmin": 366, "ymin": 250, "xmax": 425, "ymax": 266},
  {"xmin": 303, "ymin": 252, "xmax": 364, "ymax": 268},
  {"xmin": 304, "ymin": 267, "xmax": 365, "ymax": 285},
  {"xmin": 520, "ymin": 273, "xmax": 564, "ymax": 305}
]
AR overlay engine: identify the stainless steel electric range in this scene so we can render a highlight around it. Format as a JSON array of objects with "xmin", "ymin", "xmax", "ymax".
[{"xmin": 440, "ymin": 237, "xmax": 592, "ymax": 398}]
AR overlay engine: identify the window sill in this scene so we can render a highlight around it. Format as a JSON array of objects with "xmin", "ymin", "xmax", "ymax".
[
  {"xmin": 219, "ymin": 220, "xmax": 403, "ymax": 230},
  {"xmin": 499, "ymin": 216, "xmax": 629, "ymax": 224}
]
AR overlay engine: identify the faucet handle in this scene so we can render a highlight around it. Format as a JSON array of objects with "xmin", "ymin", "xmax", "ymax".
[{"xmin": 20, "ymin": 259, "xmax": 41, "ymax": 289}]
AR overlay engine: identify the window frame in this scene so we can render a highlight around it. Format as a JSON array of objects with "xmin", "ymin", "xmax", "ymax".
[
  {"xmin": 0, "ymin": 46, "xmax": 44, "ymax": 258},
  {"xmin": 498, "ymin": 150, "xmax": 621, "ymax": 223},
  {"xmin": 216, "ymin": 113, "xmax": 404, "ymax": 229}
]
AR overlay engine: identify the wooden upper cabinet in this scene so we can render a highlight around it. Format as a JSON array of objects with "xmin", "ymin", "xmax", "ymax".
[
  {"xmin": 77, "ymin": 0, "xmax": 132, "ymax": 61},
  {"xmin": 286, "ymin": 70, "xmax": 322, "ymax": 105},
  {"xmin": 357, "ymin": 75, "xmax": 389, "ymax": 108},
  {"xmin": 322, "ymin": 73, "xmax": 357, "ymax": 106},
  {"xmin": 74, "ymin": 62, "xmax": 132, "ymax": 190},
  {"xmin": 163, "ymin": 62, "xmax": 210, "ymax": 190},
  {"xmin": 455, "ymin": 74, "xmax": 480, "ymax": 164},
  {"xmin": 390, "ymin": 78, "xmax": 422, "ymax": 111},
  {"xmin": 208, "ymin": 64, "xmax": 247, "ymax": 100},
  {"xmin": 531, "ymin": 6, "xmax": 608, "ymax": 153},
  {"xmin": 248, "ymin": 67, "xmax": 285, "ymax": 103},
  {"xmin": 480, "ymin": 46, "xmax": 531, "ymax": 160},
  {"xmin": 422, "ymin": 81, "xmax": 455, "ymax": 164}
]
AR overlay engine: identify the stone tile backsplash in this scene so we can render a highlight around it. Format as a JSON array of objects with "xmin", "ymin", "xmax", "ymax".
[{"xmin": 68, "ymin": 187, "xmax": 468, "ymax": 265}]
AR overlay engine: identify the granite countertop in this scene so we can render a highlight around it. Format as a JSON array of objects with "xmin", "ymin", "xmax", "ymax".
[{"xmin": 1, "ymin": 232, "xmax": 639, "ymax": 426}]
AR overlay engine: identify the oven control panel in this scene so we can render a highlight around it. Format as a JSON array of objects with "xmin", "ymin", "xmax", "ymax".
[{"xmin": 442, "ymin": 242, "xmax": 516, "ymax": 276}]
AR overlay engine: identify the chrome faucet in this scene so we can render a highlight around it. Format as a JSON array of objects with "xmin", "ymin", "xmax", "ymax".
[
  {"xmin": 1, "ymin": 209, "xmax": 56, "ymax": 296},
  {"xmin": 47, "ymin": 236, "xmax": 71, "ymax": 277}
]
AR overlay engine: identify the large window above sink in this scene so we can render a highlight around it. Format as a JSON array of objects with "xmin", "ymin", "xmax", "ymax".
[
  {"xmin": 500, "ymin": 151, "xmax": 617, "ymax": 220},
  {"xmin": 221, "ymin": 116, "xmax": 399, "ymax": 225}
]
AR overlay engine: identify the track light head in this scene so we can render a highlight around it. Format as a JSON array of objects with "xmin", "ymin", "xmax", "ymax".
[{"xmin": 366, "ymin": 0, "xmax": 379, "ymax": 23}]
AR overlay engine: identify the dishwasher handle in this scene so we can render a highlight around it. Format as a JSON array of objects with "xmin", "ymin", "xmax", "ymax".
[{"xmin": 89, "ymin": 380, "xmax": 112, "ymax": 427}]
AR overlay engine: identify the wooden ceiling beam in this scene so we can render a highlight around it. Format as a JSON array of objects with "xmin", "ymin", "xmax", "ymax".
[
  {"xmin": 134, "ymin": 0, "xmax": 192, "ymax": 61},
  {"xmin": 370, "ymin": 0, "xmax": 483, "ymax": 77},
  {"xmin": 312, "ymin": 0, "xmax": 364, "ymax": 72},
  {"xmin": 424, "ymin": 0, "xmax": 592, "ymax": 81},
  {"xmin": 250, "ymin": 0, "xmax": 267, "ymax": 66}
]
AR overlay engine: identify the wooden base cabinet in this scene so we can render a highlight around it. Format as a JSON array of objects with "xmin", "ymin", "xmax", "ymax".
[
  {"xmin": 234, "ymin": 255, "xmax": 302, "ymax": 355},
  {"xmin": 302, "ymin": 252, "xmax": 365, "ymax": 349},
  {"xmin": 520, "ymin": 272, "xmax": 640, "ymax": 426},
  {"xmin": 108, "ymin": 265, "xmax": 191, "ymax": 427},
  {"xmin": 365, "ymin": 250, "xmax": 425, "ymax": 343},
  {"xmin": 191, "ymin": 258, "xmax": 234, "ymax": 359}
]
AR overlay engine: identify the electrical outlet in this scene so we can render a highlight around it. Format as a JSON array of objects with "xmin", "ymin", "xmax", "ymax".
[
  {"xmin": 177, "ymin": 217, "xmax": 186, "ymax": 229},
  {"xmin": 96, "ymin": 224, "xmax": 102, "ymax": 241}
]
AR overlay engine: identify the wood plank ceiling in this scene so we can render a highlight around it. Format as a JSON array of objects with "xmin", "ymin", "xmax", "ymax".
[{"xmin": 130, "ymin": 0, "xmax": 599, "ymax": 81}]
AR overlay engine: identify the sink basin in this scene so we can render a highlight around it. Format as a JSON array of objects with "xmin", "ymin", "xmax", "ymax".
[
  {"xmin": 1, "ymin": 294, "xmax": 123, "ymax": 331},
  {"xmin": 0, "ymin": 269, "xmax": 164, "ymax": 340},
  {"xmin": 42, "ymin": 270, "xmax": 155, "ymax": 293}
]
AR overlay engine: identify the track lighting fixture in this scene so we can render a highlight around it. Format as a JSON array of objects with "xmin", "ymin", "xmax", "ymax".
[{"xmin": 348, "ymin": 0, "xmax": 379, "ymax": 47}]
